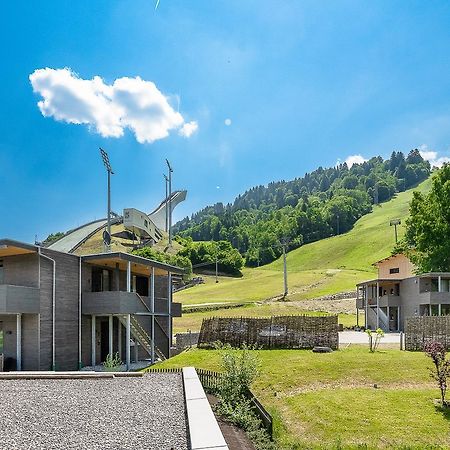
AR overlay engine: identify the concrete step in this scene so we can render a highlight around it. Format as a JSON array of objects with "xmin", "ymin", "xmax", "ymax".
[{"xmin": 0, "ymin": 371, "xmax": 144, "ymax": 380}]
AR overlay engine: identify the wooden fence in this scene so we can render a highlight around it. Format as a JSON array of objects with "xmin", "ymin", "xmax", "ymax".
[
  {"xmin": 196, "ymin": 368, "xmax": 273, "ymax": 437},
  {"xmin": 198, "ymin": 315, "xmax": 339, "ymax": 350},
  {"xmin": 405, "ymin": 316, "xmax": 450, "ymax": 350}
]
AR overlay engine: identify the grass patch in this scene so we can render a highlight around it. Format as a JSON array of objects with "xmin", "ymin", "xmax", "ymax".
[
  {"xmin": 174, "ymin": 303, "xmax": 362, "ymax": 333},
  {"xmin": 153, "ymin": 346, "xmax": 449, "ymax": 448},
  {"xmin": 175, "ymin": 179, "xmax": 431, "ymax": 307}
]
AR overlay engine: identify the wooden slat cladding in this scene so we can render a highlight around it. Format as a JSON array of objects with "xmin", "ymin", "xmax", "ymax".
[{"xmin": 39, "ymin": 249, "xmax": 80, "ymax": 370}]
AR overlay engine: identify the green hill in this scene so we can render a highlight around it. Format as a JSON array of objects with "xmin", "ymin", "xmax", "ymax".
[{"xmin": 174, "ymin": 177, "xmax": 431, "ymax": 321}]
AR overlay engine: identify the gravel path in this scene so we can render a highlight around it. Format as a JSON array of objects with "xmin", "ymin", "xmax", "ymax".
[{"xmin": 0, "ymin": 373, "xmax": 188, "ymax": 450}]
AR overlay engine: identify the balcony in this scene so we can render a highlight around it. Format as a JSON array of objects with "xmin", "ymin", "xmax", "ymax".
[
  {"xmin": 367, "ymin": 294, "xmax": 400, "ymax": 307},
  {"xmin": 0, "ymin": 285, "xmax": 40, "ymax": 314},
  {"xmin": 82, "ymin": 291, "xmax": 182, "ymax": 316},
  {"xmin": 418, "ymin": 291, "xmax": 450, "ymax": 304}
]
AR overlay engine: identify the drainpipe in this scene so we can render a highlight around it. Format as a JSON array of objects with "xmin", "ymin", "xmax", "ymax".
[{"xmin": 39, "ymin": 248, "xmax": 56, "ymax": 371}]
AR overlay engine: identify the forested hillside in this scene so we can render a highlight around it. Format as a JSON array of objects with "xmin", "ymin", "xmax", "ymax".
[{"xmin": 174, "ymin": 150, "xmax": 430, "ymax": 266}]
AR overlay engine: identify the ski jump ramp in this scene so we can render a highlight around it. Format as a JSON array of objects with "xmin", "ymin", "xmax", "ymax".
[
  {"xmin": 148, "ymin": 190, "xmax": 187, "ymax": 231},
  {"xmin": 48, "ymin": 190, "xmax": 187, "ymax": 254}
]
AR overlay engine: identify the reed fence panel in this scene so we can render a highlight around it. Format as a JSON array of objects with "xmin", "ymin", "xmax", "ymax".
[{"xmin": 198, "ymin": 315, "xmax": 339, "ymax": 350}]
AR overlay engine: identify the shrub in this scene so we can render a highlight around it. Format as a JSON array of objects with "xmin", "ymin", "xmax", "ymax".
[
  {"xmin": 102, "ymin": 352, "xmax": 122, "ymax": 372},
  {"xmin": 424, "ymin": 341, "xmax": 450, "ymax": 406},
  {"xmin": 215, "ymin": 343, "xmax": 260, "ymax": 402},
  {"xmin": 132, "ymin": 247, "xmax": 192, "ymax": 280}
]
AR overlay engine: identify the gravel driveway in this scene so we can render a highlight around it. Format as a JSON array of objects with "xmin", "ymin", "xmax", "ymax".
[{"xmin": 0, "ymin": 373, "xmax": 188, "ymax": 450}]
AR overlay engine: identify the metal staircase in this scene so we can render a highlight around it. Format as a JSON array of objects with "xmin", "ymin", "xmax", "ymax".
[
  {"xmin": 367, "ymin": 306, "xmax": 389, "ymax": 332},
  {"xmin": 118, "ymin": 315, "xmax": 166, "ymax": 361}
]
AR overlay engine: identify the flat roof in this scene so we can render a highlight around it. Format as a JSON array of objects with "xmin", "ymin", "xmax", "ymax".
[
  {"xmin": 0, "ymin": 239, "xmax": 38, "ymax": 257},
  {"xmin": 357, "ymin": 273, "xmax": 450, "ymax": 286},
  {"xmin": 81, "ymin": 252, "xmax": 185, "ymax": 275},
  {"xmin": 0, "ymin": 238, "xmax": 184, "ymax": 275},
  {"xmin": 357, "ymin": 278, "xmax": 403, "ymax": 286}
]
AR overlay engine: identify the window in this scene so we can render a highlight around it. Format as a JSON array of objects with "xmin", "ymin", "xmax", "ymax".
[
  {"xmin": 92, "ymin": 268, "xmax": 111, "ymax": 292},
  {"xmin": 431, "ymin": 305, "xmax": 440, "ymax": 316},
  {"xmin": 389, "ymin": 268, "xmax": 400, "ymax": 274}
]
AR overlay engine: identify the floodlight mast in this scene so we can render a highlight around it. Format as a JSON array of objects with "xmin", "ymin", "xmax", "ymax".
[
  {"xmin": 165, "ymin": 159, "xmax": 173, "ymax": 245},
  {"xmin": 390, "ymin": 218, "xmax": 401, "ymax": 243},
  {"xmin": 163, "ymin": 174, "xmax": 169, "ymax": 232},
  {"xmin": 100, "ymin": 148, "xmax": 114, "ymax": 252}
]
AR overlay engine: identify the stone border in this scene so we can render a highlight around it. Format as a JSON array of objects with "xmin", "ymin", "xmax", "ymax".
[
  {"xmin": 182, "ymin": 367, "xmax": 228, "ymax": 450},
  {"xmin": 0, "ymin": 371, "xmax": 143, "ymax": 380}
]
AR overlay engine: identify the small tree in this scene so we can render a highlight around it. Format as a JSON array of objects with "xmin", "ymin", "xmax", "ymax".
[
  {"xmin": 424, "ymin": 341, "xmax": 450, "ymax": 406},
  {"xmin": 366, "ymin": 328, "xmax": 384, "ymax": 352}
]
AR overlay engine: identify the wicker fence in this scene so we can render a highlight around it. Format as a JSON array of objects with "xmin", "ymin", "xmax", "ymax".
[
  {"xmin": 198, "ymin": 315, "xmax": 339, "ymax": 350},
  {"xmin": 405, "ymin": 316, "xmax": 450, "ymax": 350}
]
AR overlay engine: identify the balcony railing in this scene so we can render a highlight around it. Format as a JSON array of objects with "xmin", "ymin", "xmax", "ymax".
[
  {"xmin": 82, "ymin": 291, "xmax": 181, "ymax": 316},
  {"xmin": 0, "ymin": 284, "xmax": 40, "ymax": 313}
]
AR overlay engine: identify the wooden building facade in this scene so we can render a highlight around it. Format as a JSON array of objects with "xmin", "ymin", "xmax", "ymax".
[
  {"xmin": 0, "ymin": 239, "xmax": 183, "ymax": 371},
  {"xmin": 357, "ymin": 254, "xmax": 450, "ymax": 332}
]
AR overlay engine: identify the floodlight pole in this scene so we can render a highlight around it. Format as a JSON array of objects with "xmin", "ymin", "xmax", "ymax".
[
  {"xmin": 283, "ymin": 243, "xmax": 288, "ymax": 298},
  {"xmin": 100, "ymin": 148, "xmax": 114, "ymax": 253},
  {"xmin": 215, "ymin": 256, "xmax": 219, "ymax": 283},
  {"xmin": 390, "ymin": 219, "xmax": 401, "ymax": 244},
  {"xmin": 107, "ymin": 169, "xmax": 111, "ymax": 244},
  {"xmin": 166, "ymin": 159, "xmax": 173, "ymax": 245},
  {"xmin": 164, "ymin": 174, "xmax": 169, "ymax": 232}
]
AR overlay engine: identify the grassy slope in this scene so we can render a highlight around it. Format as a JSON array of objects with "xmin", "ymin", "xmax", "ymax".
[
  {"xmin": 154, "ymin": 347, "xmax": 449, "ymax": 449},
  {"xmin": 175, "ymin": 178, "xmax": 431, "ymax": 307},
  {"xmin": 74, "ymin": 223, "xmax": 182, "ymax": 256}
]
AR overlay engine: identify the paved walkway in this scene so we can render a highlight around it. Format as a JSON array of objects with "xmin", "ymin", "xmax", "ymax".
[{"xmin": 339, "ymin": 331, "xmax": 401, "ymax": 344}]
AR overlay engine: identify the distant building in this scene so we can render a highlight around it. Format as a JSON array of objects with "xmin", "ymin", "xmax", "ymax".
[
  {"xmin": 0, "ymin": 239, "xmax": 183, "ymax": 371},
  {"xmin": 357, "ymin": 253, "xmax": 450, "ymax": 332}
]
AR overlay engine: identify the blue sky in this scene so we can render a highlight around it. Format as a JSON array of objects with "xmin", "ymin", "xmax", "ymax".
[{"xmin": 2, "ymin": 1, "xmax": 450, "ymax": 242}]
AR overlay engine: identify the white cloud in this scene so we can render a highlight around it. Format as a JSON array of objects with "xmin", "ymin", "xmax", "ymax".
[
  {"xmin": 29, "ymin": 68, "xmax": 197, "ymax": 144},
  {"xmin": 339, "ymin": 154, "xmax": 367, "ymax": 168},
  {"xmin": 224, "ymin": 118, "xmax": 232, "ymax": 126},
  {"xmin": 419, "ymin": 145, "xmax": 450, "ymax": 168},
  {"xmin": 179, "ymin": 120, "xmax": 198, "ymax": 138}
]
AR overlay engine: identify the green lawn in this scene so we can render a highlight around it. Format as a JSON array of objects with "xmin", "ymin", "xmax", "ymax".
[
  {"xmin": 153, "ymin": 346, "xmax": 450, "ymax": 448},
  {"xmin": 175, "ymin": 178, "xmax": 431, "ymax": 307},
  {"xmin": 174, "ymin": 303, "xmax": 362, "ymax": 334}
]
